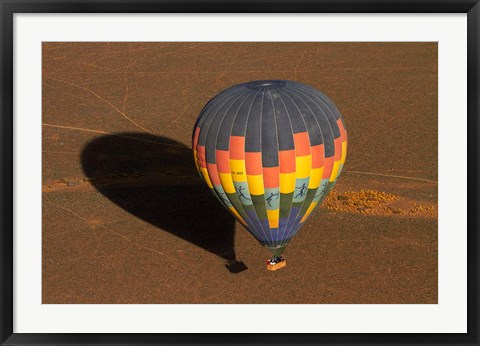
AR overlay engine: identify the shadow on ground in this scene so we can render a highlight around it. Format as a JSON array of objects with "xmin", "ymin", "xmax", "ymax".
[{"xmin": 81, "ymin": 132, "xmax": 247, "ymax": 272}]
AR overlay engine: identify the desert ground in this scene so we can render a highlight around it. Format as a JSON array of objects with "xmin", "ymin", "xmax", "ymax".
[{"xmin": 42, "ymin": 42, "xmax": 437, "ymax": 303}]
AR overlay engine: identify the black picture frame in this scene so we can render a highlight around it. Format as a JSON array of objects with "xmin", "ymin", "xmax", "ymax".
[{"xmin": 1, "ymin": 1, "xmax": 479, "ymax": 345}]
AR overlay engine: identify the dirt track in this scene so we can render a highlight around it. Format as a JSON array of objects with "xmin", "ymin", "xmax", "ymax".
[{"xmin": 42, "ymin": 42, "xmax": 437, "ymax": 304}]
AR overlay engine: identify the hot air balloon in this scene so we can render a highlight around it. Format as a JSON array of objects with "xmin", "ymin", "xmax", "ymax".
[{"xmin": 192, "ymin": 80, "xmax": 347, "ymax": 270}]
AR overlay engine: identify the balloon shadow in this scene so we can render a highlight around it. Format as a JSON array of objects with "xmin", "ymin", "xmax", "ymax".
[{"xmin": 80, "ymin": 132, "xmax": 247, "ymax": 273}]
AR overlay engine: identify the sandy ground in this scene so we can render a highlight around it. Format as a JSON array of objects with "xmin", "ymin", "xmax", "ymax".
[{"xmin": 42, "ymin": 42, "xmax": 437, "ymax": 304}]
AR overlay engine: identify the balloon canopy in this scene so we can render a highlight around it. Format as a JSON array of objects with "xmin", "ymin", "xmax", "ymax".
[{"xmin": 192, "ymin": 80, "xmax": 347, "ymax": 258}]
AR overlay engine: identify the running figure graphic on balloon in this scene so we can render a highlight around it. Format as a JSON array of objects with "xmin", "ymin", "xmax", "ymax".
[
  {"xmin": 266, "ymin": 192, "xmax": 279, "ymax": 208},
  {"xmin": 295, "ymin": 183, "xmax": 307, "ymax": 198}
]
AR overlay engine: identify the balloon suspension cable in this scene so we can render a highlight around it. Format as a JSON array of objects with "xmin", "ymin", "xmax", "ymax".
[{"xmin": 266, "ymin": 255, "xmax": 286, "ymax": 271}]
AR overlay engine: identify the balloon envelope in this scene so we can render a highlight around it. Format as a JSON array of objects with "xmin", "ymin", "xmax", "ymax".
[{"xmin": 192, "ymin": 80, "xmax": 347, "ymax": 256}]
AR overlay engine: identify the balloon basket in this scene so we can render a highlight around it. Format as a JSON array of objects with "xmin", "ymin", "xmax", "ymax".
[{"xmin": 266, "ymin": 256, "xmax": 286, "ymax": 271}]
